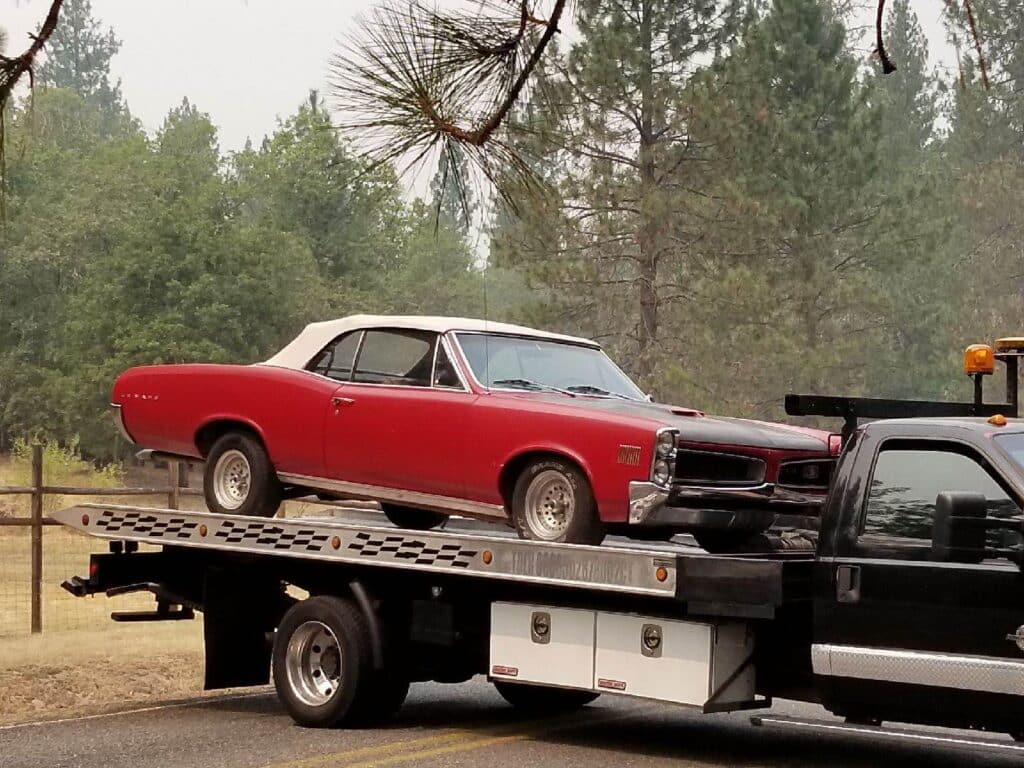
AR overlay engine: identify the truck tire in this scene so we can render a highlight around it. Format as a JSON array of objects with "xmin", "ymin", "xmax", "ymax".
[
  {"xmin": 382, "ymin": 504, "xmax": 449, "ymax": 531},
  {"xmin": 494, "ymin": 681, "xmax": 599, "ymax": 711},
  {"xmin": 204, "ymin": 432, "xmax": 281, "ymax": 517},
  {"xmin": 272, "ymin": 596, "xmax": 376, "ymax": 728},
  {"xmin": 511, "ymin": 458, "xmax": 605, "ymax": 545}
]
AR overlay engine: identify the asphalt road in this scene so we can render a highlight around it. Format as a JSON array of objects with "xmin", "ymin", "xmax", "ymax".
[{"xmin": 2, "ymin": 679, "xmax": 1019, "ymax": 768}]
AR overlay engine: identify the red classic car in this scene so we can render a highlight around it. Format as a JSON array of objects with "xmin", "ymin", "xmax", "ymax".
[{"xmin": 111, "ymin": 315, "xmax": 839, "ymax": 548}]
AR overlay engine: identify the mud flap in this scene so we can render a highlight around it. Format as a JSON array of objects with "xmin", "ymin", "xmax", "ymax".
[{"xmin": 203, "ymin": 566, "xmax": 293, "ymax": 690}]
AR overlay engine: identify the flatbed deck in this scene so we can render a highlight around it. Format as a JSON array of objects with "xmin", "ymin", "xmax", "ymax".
[{"xmin": 53, "ymin": 503, "xmax": 813, "ymax": 616}]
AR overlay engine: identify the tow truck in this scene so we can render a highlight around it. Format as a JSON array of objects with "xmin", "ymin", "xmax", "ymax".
[{"xmin": 57, "ymin": 338, "xmax": 1024, "ymax": 755}]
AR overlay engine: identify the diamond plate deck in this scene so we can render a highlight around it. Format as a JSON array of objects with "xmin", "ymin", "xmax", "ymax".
[{"xmin": 52, "ymin": 504, "xmax": 679, "ymax": 597}]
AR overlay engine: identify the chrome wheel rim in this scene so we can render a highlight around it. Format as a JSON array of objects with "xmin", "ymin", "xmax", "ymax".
[
  {"xmin": 285, "ymin": 620, "xmax": 343, "ymax": 707},
  {"xmin": 523, "ymin": 470, "xmax": 575, "ymax": 540},
  {"xmin": 213, "ymin": 449, "xmax": 251, "ymax": 510}
]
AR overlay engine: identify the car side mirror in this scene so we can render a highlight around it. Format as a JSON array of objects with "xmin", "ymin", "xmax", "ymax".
[
  {"xmin": 931, "ymin": 492, "xmax": 988, "ymax": 564},
  {"xmin": 646, "ymin": 393, "xmax": 655, "ymax": 403}
]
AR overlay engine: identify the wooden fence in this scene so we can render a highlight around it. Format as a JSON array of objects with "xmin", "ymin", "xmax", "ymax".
[{"xmin": 0, "ymin": 445, "xmax": 198, "ymax": 634}]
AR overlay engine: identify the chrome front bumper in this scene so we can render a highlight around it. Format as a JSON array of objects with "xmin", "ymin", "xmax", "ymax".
[{"xmin": 628, "ymin": 480, "xmax": 824, "ymax": 529}]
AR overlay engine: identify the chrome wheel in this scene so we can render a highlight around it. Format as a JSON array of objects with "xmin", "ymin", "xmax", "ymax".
[
  {"xmin": 212, "ymin": 449, "xmax": 251, "ymax": 510},
  {"xmin": 285, "ymin": 620, "xmax": 343, "ymax": 707},
  {"xmin": 523, "ymin": 469, "xmax": 575, "ymax": 540}
]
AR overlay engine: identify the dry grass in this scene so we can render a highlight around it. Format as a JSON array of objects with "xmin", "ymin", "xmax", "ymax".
[
  {"xmin": 0, "ymin": 455, "xmax": 332, "ymax": 638},
  {"xmin": 0, "ymin": 622, "xmax": 212, "ymax": 725},
  {"xmin": 0, "ymin": 453, "xmax": 356, "ymax": 723}
]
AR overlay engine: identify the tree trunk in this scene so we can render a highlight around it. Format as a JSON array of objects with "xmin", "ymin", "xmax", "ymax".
[{"xmin": 636, "ymin": 0, "xmax": 659, "ymax": 381}]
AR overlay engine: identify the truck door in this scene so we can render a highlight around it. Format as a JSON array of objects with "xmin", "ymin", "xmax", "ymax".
[{"xmin": 813, "ymin": 428, "xmax": 1024, "ymax": 732}]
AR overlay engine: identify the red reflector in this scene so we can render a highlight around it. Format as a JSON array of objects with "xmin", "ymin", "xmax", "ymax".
[
  {"xmin": 828, "ymin": 434, "xmax": 843, "ymax": 456},
  {"xmin": 89, "ymin": 562, "xmax": 99, "ymax": 579}
]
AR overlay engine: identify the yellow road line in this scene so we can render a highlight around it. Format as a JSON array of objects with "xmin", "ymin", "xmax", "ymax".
[
  {"xmin": 339, "ymin": 706, "xmax": 657, "ymax": 768},
  {"xmin": 342, "ymin": 733, "xmax": 526, "ymax": 768},
  {"xmin": 263, "ymin": 731, "xmax": 477, "ymax": 768},
  {"xmin": 262, "ymin": 704, "xmax": 660, "ymax": 768}
]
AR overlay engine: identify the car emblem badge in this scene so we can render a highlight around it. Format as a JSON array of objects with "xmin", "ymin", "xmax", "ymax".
[
  {"xmin": 617, "ymin": 445, "xmax": 642, "ymax": 466},
  {"xmin": 1006, "ymin": 625, "xmax": 1024, "ymax": 653}
]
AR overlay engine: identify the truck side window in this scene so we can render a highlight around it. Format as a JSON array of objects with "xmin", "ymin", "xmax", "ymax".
[{"xmin": 862, "ymin": 443, "xmax": 1019, "ymax": 549}]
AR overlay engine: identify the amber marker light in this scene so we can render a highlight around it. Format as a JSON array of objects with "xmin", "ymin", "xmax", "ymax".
[
  {"xmin": 988, "ymin": 414, "xmax": 1008, "ymax": 427},
  {"xmin": 655, "ymin": 566, "xmax": 669, "ymax": 582},
  {"xmin": 964, "ymin": 344, "xmax": 995, "ymax": 375},
  {"xmin": 482, "ymin": 550, "xmax": 493, "ymax": 565},
  {"xmin": 81, "ymin": 513, "xmax": 90, "ymax": 526},
  {"xmin": 331, "ymin": 536, "xmax": 342, "ymax": 550},
  {"xmin": 199, "ymin": 524, "xmax": 208, "ymax": 537}
]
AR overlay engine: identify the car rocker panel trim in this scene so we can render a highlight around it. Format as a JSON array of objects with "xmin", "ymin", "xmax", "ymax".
[{"xmin": 276, "ymin": 473, "xmax": 507, "ymax": 520}]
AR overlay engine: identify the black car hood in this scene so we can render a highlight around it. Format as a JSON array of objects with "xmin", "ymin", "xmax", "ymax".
[{"xmin": 533, "ymin": 395, "xmax": 830, "ymax": 452}]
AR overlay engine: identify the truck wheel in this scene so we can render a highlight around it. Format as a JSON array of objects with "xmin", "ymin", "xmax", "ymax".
[
  {"xmin": 512, "ymin": 458, "xmax": 605, "ymax": 545},
  {"xmin": 204, "ymin": 432, "xmax": 281, "ymax": 517},
  {"xmin": 382, "ymin": 504, "xmax": 449, "ymax": 531},
  {"xmin": 272, "ymin": 596, "xmax": 375, "ymax": 728},
  {"xmin": 494, "ymin": 681, "xmax": 599, "ymax": 711}
]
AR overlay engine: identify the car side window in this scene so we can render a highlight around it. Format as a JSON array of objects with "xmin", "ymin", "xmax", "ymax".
[
  {"xmin": 308, "ymin": 332, "xmax": 361, "ymax": 381},
  {"xmin": 433, "ymin": 342, "xmax": 462, "ymax": 389},
  {"xmin": 861, "ymin": 442, "xmax": 1020, "ymax": 553},
  {"xmin": 353, "ymin": 330, "xmax": 436, "ymax": 387}
]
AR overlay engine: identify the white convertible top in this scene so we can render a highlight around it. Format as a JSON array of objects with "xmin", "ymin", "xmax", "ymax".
[{"xmin": 263, "ymin": 314, "xmax": 599, "ymax": 370}]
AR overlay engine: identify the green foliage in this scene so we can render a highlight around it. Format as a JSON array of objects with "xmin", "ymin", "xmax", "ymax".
[
  {"xmin": 10, "ymin": 437, "xmax": 122, "ymax": 485},
  {"xmin": 2, "ymin": 0, "xmax": 1023, "ymax": 461},
  {"xmin": 0, "ymin": 90, "xmax": 484, "ymax": 457}
]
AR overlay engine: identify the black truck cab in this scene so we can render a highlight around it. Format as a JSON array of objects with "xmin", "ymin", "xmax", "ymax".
[{"xmin": 809, "ymin": 417, "xmax": 1024, "ymax": 734}]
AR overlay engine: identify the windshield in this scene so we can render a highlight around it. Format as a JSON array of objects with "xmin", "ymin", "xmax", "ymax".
[{"xmin": 455, "ymin": 334, "xmax": 645, "ymax": 400}]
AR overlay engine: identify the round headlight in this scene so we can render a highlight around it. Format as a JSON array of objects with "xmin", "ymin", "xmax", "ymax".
[
  {"xmin": 653, "ymin": 458, "xmax": 672, "ymax": 486},
  {"xmin": 656, "ymin": 431, "xmax": 676, "ymax": 458}
]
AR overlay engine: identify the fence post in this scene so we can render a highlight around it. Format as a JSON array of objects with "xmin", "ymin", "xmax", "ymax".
[
  {"xmin": 30, "ymin": 443, "xmax": 43, "ymax": 634},
  {"xmin": 168, "ymin": 459, "xmax": 180, "ymax": 510}
]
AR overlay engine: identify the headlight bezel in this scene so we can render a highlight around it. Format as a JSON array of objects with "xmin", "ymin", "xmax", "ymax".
[
  {"xmin": 656, "ymin": 430, "xmax": 676, "ymax": 458},
  {"xmin": 651, "ymin": 427, "xmax": 678, "ymax": 488}
]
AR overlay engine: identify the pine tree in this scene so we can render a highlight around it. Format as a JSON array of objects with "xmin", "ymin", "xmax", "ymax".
[
  {"xmin": 498, "ymin": 0, "xmax": 747, "ymax": 385},
  {"xmin": 693, "ymin": 0, "xmax": 895, "ymax": 405},
  {"xmin": 36, "ymin": 0, "xmax": 125, "ymax": 121},
  {"xmin": 429, "ymin": 151, "xmax": 476, "ymax": 236},
  {"xmin": 876, "ymin": 0, "xmax": 937, "ymax": 166}
]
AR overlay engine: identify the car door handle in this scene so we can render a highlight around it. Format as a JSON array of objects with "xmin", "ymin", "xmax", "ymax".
[
  {"xmin": 331, "ymin": 396, "xmax": 355, "ymax": 408},
  {"xmin": 836, "ymin": 564, "xmax": 861, "ymax": 604}
]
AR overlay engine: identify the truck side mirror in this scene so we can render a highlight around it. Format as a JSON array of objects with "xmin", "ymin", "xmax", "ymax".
[{"xmin": 931, "ymin": 492, "xmax": 988, "ymax": 563}]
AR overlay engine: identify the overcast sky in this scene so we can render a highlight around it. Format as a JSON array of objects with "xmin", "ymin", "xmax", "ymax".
[{"xmin": 4, "ymin": 0, "xmax": 958, "ymax": 157}]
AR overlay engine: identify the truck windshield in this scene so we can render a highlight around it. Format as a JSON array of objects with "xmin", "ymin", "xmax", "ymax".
[
  {"xmin": 456, "ymin": 333, "xmax": 646, "ymax": 400},
  {"xmin": 993, "ymin": 433, "xmax": 1024, "ymax": 473}
]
